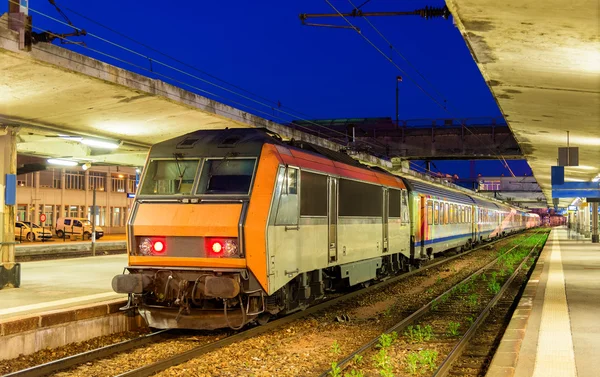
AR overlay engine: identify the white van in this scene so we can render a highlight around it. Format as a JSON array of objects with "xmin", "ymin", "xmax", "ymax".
[{"xmin": 55, "ymin": 217, "xmax": 104, "ymax": 240}]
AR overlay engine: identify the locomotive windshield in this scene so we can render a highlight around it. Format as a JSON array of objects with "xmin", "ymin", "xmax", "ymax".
[
  {"xmin": 139, "ymin": 159, "xmax": 199, "ymax": 195},
  {"xmin": 197, "ymin": 158, "xmax": 256, "ymax": 195}
]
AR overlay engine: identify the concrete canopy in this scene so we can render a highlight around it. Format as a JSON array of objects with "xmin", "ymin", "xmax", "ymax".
[
  {"xmin": 0, "ymin": 21, "xmax": 387, "ymax": 169},
  {"xmin": 447, "ymin": 0, "xmax": 600, "ymax": 206}
]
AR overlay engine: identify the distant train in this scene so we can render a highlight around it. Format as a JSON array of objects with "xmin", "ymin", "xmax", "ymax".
[{"xmin": 112, "ymin": 128, "xmax": 539, "ymax": 330}]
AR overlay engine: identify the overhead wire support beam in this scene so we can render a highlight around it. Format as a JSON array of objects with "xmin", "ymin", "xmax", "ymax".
[{"xmin": 300, "ymin": 5, "xmax": 450, "ymax": 26}]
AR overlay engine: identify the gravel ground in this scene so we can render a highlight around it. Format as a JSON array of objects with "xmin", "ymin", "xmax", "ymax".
[
  {"xmin": 152, "ymin": 236, "xmax": 528, "ymax": 377},
  {"xmin": 3, "ymin": 233, "xmax": 537, "ymax": 377},
  {"xmin": 54, "ymin": 331, "xmax": 229, "ymax": 377},
  {"xmin": 0, "ymin": 330, "xmax": 149, "ymax": 375}
]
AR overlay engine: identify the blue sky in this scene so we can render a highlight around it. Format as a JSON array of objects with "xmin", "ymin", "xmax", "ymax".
[{"xmin": 5, "ymin": 0, "xmax": 532, "ymax": 177}]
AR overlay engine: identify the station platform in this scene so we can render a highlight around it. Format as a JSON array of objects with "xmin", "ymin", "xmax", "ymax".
[
  {"xmin": 15, "ymin": 234, "xmax": 126, "ymax": 260},
  {"xmin": 0, "ymin": 254, "xmax": 127, "ymax": 321},
  {"xmin": 488, "ymin": 227, "xmax": 600, "ymax": 377}
]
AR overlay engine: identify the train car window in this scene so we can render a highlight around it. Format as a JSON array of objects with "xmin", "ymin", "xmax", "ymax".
[
  {"xmin": 389, "ymin": 189, "xmax": 401, "ymax": 218},
  {"xmin": 140, "ymin": 159, "xmax": 199, "ymax": 195},
  {"xmin": 300, "ymin": 171, "xmax": 327, "ymax": 216},
  {"xmin": 339, "ymin": 179, "xmax": 382, "ymax": 217},
  {"xmin": 434, "ymin": 202, "xmax": 439, "ymax": 225},
  {"xmin": 449, "ymin": 204, "xmax": 454, "ymax": 224},
  {"xmin": 440, "ymin": 203, "xmax": 445, "ymax": 225},
  {"xmin": 427, "ymin": 202, "xmax": 433, "ymax": 225},
  {"xmin": 401, "ymin": 190, "xmax": 410, "ymax": 224},
  {"xmin": 444, "ymin": 203, "xmax": 449, "ymax": 224},
  {"xmin": 275, "ymin": 167, "xmax": 299, "ymax": 225},
  {"xmin": 454, "ymin": 204, "xmax": 458, "ymax": 223},
  {"xmin": 197, "ymin": 158, "xmax": 255, "ymax": 195},
  {"xmin": 461, "ymin": 207, "xmax": 465, "ymax": 223}
]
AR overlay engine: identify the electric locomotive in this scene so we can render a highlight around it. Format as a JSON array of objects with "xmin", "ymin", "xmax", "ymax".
[{"xmin": 112, "ymin": 128, "xmax": 538, "ymax": 330}]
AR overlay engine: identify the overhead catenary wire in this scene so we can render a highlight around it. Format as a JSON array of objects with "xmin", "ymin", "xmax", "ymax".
[
  {"xmin": 9, "ymin": 0, "xmax": 401, "ymax": 157},
  {"xmin": 2, "ymin": 17, "xmax": 400, "ymax": 162},
  {"xmin": 28, "ymin": 0, "xmax": 354, "ymax": 133},
  {"xmin": 6, "ymin": 1, "xmax": 505, "ymax": 179},
  {"xmin": 346, "ymin": 0, "xmax": 447, "ymax": 104},
  {"xmin": 324, "ymin": 0, "xmax": 516, "ymax": 177}
]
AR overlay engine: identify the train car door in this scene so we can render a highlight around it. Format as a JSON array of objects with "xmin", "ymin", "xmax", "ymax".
[
  {"xmin": 471, "ymin": 206, "xmax": 476, "ymax": 245},
  {"xmin": 383, "ymin": 188, "xmax": 389, "ymax": 253},
  {"xmin": 328, "ymin": 176, "xmax": 338, "ymax": 263},
  {"xmin": 420, "ymin": 196, "xmax": 427, "ymax": 258}
]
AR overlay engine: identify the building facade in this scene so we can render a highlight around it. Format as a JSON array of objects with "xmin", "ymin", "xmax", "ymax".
[{"xmin": 16, "ymin": 161, "xmax": 137, "ymax": 234}]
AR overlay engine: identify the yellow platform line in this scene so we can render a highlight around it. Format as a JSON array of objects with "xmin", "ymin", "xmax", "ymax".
[{"xmin": 532, "ymin": 230, "xmax": 577, "ymax": 377}]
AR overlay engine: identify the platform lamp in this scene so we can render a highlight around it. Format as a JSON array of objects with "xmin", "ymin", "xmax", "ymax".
[{"xmin": 395, "ymin": 76, "xmax": 402, "ymax": 127}]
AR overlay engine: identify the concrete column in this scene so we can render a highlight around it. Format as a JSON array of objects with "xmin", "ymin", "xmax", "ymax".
[
  {"xmin": 60, "ymin": 168, "xmax": 65, "ymax": 220},
  {"xmin": 84, "ymin": 170, "xmax": 89, "ymax": 217},
  {"xmin": 592, "ymin": 202, "xmax": 599, "ymax": 243},
  {"xmin": 33, "ymin": 171, "xmax": 40, "ymax": 223},
  {"xmin": 106, "ymin": 172, "xmax": 111, "ymax": 229},
  {"xmin": 584, "ymin": 204, "xmax": 591, "ymax": 237},
  {"xmin": 0, "ymin": 127, "xmax": 20, "ymax": 288}
]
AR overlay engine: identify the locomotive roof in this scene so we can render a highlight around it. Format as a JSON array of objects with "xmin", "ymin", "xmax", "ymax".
[{"xmin": 149, "ymin": 128, "xmax": 528, "ymax": 213}]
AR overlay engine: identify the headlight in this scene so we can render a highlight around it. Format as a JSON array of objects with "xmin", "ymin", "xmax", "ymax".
[{"xmin": 139, "ymin": 238, "xmax": 152, "ymax": 255}]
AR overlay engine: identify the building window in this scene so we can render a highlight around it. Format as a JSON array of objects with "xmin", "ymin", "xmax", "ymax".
[
  {"xmin": 65, "ymin": 171, "xmax": 85, "ymax": 190},
  {"xmin": 89, "ymin": 172, "xmax": 106, "ymax": 191},
  {"xmin": 112, "ymin": 177, "xmax": 126, "ymax": 193},
  {"xmin": 16, "ymin": 204, "xmax": 27, "ymax": 222},
  {"xmin": 112, "ymin": 207, "xmax": 121, "ymax": 227},
  {"xmin": 479, "ymin": 180, "xmax": 501, "ymax": 191}
]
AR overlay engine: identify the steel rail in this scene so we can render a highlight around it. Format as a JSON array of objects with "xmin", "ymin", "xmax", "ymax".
[
  {"xmin": 116, "ymin": 232, "xmax": 535, "ymax": 377},
  {"xmin": 7, "ymin": 231, "xmax": 533, "ymax": 377},
  {"xmin": 3, "ymin": 330, "xmax": 171, "ymax": 377},
  {"xmin": 432, "ymin": 235, "xmax": 546, "ymax": 377},
  {"xmin": 318, "ymin": 229, "xmax": 546, "ymax": 377}
]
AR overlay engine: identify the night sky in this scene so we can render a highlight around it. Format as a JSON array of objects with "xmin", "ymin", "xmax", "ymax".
[{"xmin": 5, "ymin": 0, "xmax": 532, "ymax": 178}]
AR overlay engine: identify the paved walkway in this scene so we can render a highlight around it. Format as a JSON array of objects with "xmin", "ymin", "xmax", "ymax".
[
  {"xmin": 0, "ymin": 255, "xmax": 126, "ymax": 320},
  {"xmin": 487, "ymin": 227, "xmax": 600, "ymax": 377}
]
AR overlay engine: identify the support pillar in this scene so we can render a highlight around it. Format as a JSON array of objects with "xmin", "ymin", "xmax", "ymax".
[
  {"xmin": 592, "ymin": 202, "xmax": 599, "ymax": 243},
  {"xmin": 0, "ymin": 127, "xmax": 20, "ymax": 288}
]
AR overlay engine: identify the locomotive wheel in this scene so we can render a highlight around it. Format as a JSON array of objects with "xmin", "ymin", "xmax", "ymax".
[{"xmin": 257, "ymin": 313, "xmax": 271, "ymax": 325}]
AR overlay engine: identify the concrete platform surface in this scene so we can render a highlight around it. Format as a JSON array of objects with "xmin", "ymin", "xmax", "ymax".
[
  {"xmin": 0, "ymin": 255, "xmax": 127, "ymax": 320},
  {"xmin": 15, "ymin": 234, "xmax": 126, "ymax": 259},
  {"xmin": 487, "ymin": 227, "xmax": 600, "ymax": 377}
]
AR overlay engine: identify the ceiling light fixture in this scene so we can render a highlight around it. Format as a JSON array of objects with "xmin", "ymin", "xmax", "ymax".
[
  {"xmin": 47, "ymin": 159, "xmax": 78, "ymax": 166},
  {"xmin": 80, "ymin": 138, "xmax": 120, "ymax": 149},
  {"xmin": 81, "ymin": 163, "xmax": 92, "ymax": 171}
]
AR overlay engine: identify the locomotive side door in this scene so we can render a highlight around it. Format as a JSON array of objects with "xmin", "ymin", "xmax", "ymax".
[
  {"xmin": 382, "ymin": 188, "xmax": 389, "ymax": 253},
  {"xmin": 328, "ymin": 176, "xmax": 338, "ymax": 263}
]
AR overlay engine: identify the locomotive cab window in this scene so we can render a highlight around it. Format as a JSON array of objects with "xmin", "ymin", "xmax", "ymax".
[
  {"xmin": 197, "ymin": 158, "xmax": 256, "ymax": 195},
  {"xmin": 274, "ymin": 166, "xmax": 299, "ymax": 225},
  {"xmin": 140, "ymin": 159, "xmax": 199, "ymax": 195}
]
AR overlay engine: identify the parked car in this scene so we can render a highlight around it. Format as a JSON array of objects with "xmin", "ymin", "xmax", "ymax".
[
  {"xmin": 15, "ymin": 221, "xmax": 53, "ymax": 242},
  {"xmin": 55, "ymin": 217, "xmax": 104, "ymax": 240}
]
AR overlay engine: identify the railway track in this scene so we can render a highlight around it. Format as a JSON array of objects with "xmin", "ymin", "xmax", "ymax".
[
  {"xmin": 4, "ymin": 231, "xmax": 537, "ymax": 377},
  {"xmin": 318, "ymin": 229, "xmax": 547, "ymax": 377}
]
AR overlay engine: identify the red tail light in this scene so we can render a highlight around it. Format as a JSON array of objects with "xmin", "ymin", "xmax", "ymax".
[
  {"xmin": 205, "ymin": 237, "xmax": 239, "ymax": 258},
  {"xmin": 211, "ymin": 241, "xmax": 223, "ymax": 253},
  {"xmin": 153, "ymin": 240, "xmax": 165, "ymax": 253}
]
